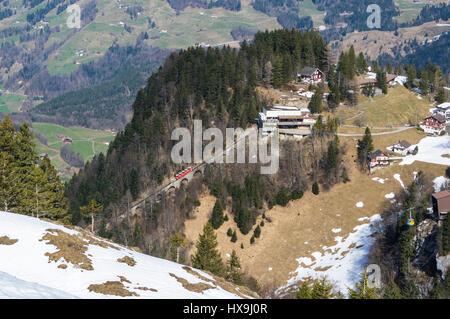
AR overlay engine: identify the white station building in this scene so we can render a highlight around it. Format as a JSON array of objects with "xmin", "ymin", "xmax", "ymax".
[{"xmin": 258, "ymin": 105, "xmax": 317, "ymax": 138}]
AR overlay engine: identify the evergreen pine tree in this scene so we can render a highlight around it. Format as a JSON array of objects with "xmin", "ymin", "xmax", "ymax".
[
  {"xmin": 210, "ymin": 199, "xmax": 225, "ymax": 229},
  {"xmin": 253, "ymin": 225, "xmax": 261, "ymax": 238},
  {"xmin": 309, "ymin": 87, "xmax": 323, "ymax": 114},
  {"xmin": 226, "ymin": 250, "xmax": 243, "ymax": 285},
  {"xmin": 347, "ymin": 45, "xmax": 356, "ymax": 78},
  {"xmin": 271, "ymin": 55, "xmax": 283, "ymax": 89},
  {"xmin": 168, "ymin": 233, "xmax": 187, "ymax": 263},
  {"xmin": 80, "ymin": 199, "xmax": 103, "ymax": 233},
  {"xmin": 435, "ymin": 88, "xmax": 445, "ymax": 104},
  {"xmin": 231, "ymin": 230, "xmax": 237, "ymax": 243},
  {"xmin": 348, "ymin": 269, "xmax": 379, "ymax": 299},
  {"xmin": 39, "ymin": 157, "xmax": 69, "ymax": 221},
  {"xmin": 191, "ymin": 222, "xmax": 224, "ymax": 276},
  {"xmin": 383, "ymin": 280, "xmax": 402, "ymax": 299},
  {"xmin": 419, "ymin": 71, "xmax": 429, "ymax": 95},
  {"xmin": 296, "ymin": 282, "xmax": 312, "ymax": 299},
  {"xmin": 311, "ymin": 277, "xmax": 335, "ymax": 299},
  {"xmin": 376, "ymin": 70, "xmax": 388, "ymax": 94},
  {"xmin": 357, "ymin": 127, "xmax": 374, "ymax": 169},
  {"xmin": 312, "ymin": 181, "xmax": 319, "ymax": 195}
]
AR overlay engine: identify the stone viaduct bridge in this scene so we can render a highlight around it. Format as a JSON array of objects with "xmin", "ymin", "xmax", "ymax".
[
  {"xmin": 126, "ymin": 126, "xmax": 258, "ymax": 218},
  {"xmin": 128, "ymin": 164, "xmax": 207, "ymax": 216}
]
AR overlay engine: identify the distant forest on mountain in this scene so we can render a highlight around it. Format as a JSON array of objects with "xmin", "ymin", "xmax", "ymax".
[
  {"xmin": 29, "ymin": 40, "xmax": 170, "ymax": 130},
  {"xmin": 379, "ymin": 32, "xmax": 450, "ymax": 74}
]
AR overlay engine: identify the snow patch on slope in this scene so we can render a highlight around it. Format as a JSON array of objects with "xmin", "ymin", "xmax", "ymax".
[
  {"xmin": 394, "ymin": 174, "xmax": 406, "ymax": 190},
  {"xmin": 281, "ymin": 214, "xmax": 382, "ymax": 294}
]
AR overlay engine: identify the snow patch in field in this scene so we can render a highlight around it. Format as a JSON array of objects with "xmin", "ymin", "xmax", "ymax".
[
  {"xmin": 356, "ymin": 202, "xmax": 364, "ymax": 208},
  {"xmin": 331, "ymin": 228, "xmax": 341, "ymax": 233},
  {"xmin": 399, "ymin": 136, "xmax": 450, "ymax": 166},
  {"xmin": 372, "ymin": 177, "xmax": 386, "ymax": 184},
  {"xmin": 281, "ymin": 214, "xmax": 382, "ymax": 294},
  {"xmin": 394, "ymin": 174, "xmax": 406, "ymax": 190},
  {"xmin": 358, "ymin": 217, "xmax": 369, "ymax": 222},
  {"xmin": 433, "ymin": 176, "xmax": 450, "ymax": 192},
  {"xmin": 336, "ymin": 214, "xmax": 341, "ymax": 217},
  {"xmin": 385, "ymin": 193, "xmax": 395, "ymax": 199},
  {"xmin": 268, "ymin": 267, "xmax": 272, "ymax": 271}
]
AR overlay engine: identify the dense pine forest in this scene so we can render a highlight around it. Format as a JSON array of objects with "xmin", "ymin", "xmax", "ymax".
[{"xmin": 64, "ymin": 29, "xmax": 339, "ymax": 259}]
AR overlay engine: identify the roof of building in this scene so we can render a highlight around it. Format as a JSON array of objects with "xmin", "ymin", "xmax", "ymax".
[
  {"xmin": 432, "ymin": 190, "xmax": 450, "ymax": 200},
  {"xmin": 358, "ymin": 78, "xmax": 377, "ymax": 85},
  {"xmin": 272, "ymin": 105, "xmax": 300, "ymax": 110},
  {"xmin": 429, "ymin": 114, "xmax": 447, "ymax": 123},
  {"xmin": 437, "ymin": 102, "xmax": 450, "ymax": 110},
  {"xmin": 298, "ymin": 67, "xmax": 321, "ymax": 76},
  {"xmin": 368, "ymin": 149, "xmax": 386, "ymax": 160},
  {"xmin": 386, "ymin": 74, "xmax": 397, "ymax": 82},
  {"xmin": 396, "ymin": 140, "xmax": 411, "ymax": 148}
]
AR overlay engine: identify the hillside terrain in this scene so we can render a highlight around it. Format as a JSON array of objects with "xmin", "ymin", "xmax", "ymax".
[
  {"xmin": 182, "ymin": 84, "xmax": 450, "ymax": 294},
  {"xmin": 0, "ymin": 1, "xmax": 449, "ymax": 300},
  {"xmin": 0, "ymin": 211, "xmax": 256, "ymax": 298}
]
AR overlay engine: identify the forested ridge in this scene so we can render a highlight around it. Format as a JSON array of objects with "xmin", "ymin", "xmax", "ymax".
[{"xmin": 64, "ymin": 29, "xmax": 338, "ymax": 259}]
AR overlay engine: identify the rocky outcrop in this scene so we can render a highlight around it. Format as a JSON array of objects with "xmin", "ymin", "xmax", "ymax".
[{"xmin": 436, "ymin": 254, "xmax": 450, "ymax": 280}]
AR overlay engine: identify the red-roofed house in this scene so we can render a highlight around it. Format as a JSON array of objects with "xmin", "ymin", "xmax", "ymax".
[{"xmin": 420, "ymin": 114, "xmax": 446, "ymax": 135}]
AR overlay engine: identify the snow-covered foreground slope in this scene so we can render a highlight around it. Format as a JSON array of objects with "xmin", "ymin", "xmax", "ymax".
[
  {"xmin": 0, "ymin": 212, "xmax": 256, "ymax": 299},
  {"xmin": 0, "ymin": 272, "xmax": 78, "ymax": 298}
]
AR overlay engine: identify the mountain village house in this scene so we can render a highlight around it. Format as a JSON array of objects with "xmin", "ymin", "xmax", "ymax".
[
  {"xmin": 56, "ymin": 134, "xmax": 73, "ymax": 144},
  {"xmin": 436, "ymin": 102, "xmax": 450, "ymax": 123},
  {"xmin": 420, "ymin": 114, "xmax": 447, "ymax": 135},
  {"xmin": 432, "ymin": 190, "xmax": 450, "ymax": 220},
  {"xmin": 297, "ymin": 67, "xmax": 323, "ymax": 84},
  {"xmin": 390, "ymin": 140, "xmax": 413, "ymax": 155},
  {"xmin": 367, "ymin": 150, "xmax": 390, "ymax": 173}
]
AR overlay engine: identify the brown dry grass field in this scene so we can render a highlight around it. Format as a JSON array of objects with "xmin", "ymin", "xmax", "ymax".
[{"xmin": 183, "ymin": 129, "xmax": 447, "ymax": 288}]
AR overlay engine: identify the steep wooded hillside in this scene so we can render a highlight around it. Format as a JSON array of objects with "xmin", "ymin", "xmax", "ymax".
[{"xmin": 64, "ymin": 29, "xmax": 331, "ymax": 258}]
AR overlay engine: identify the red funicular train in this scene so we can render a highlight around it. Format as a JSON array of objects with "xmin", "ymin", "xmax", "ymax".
[{"xmin": 175, "ymin": 167, "xmax": 192, "ymax": 180}]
